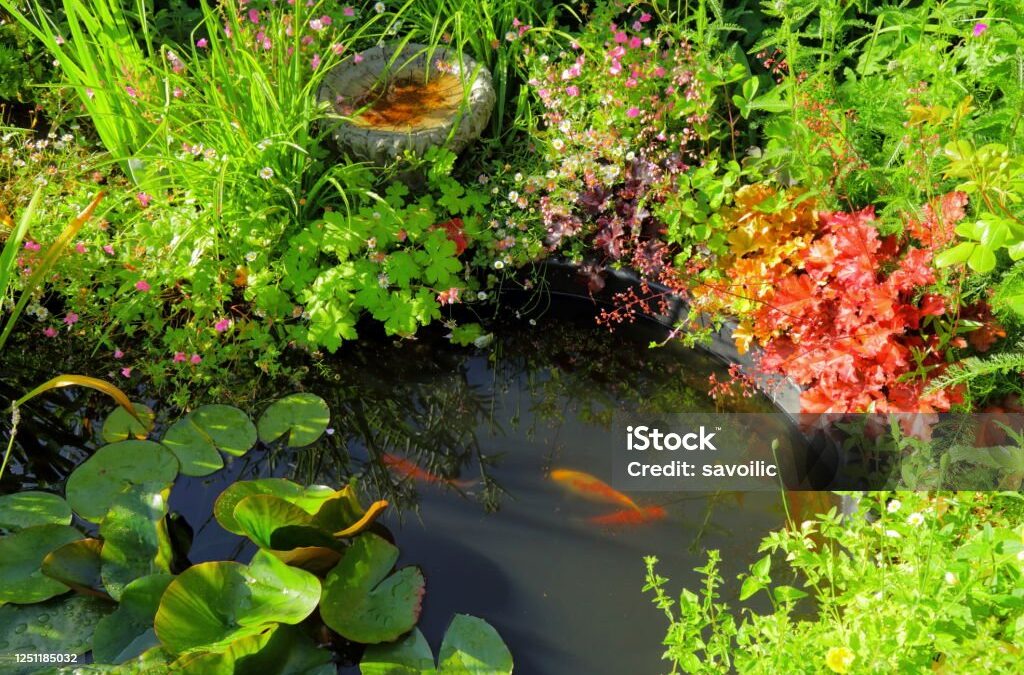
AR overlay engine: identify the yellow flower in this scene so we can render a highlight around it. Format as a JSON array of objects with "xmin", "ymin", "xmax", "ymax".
[{"xmin": 825, "ymin": 646, "xmax": 855, "ymax": 674}]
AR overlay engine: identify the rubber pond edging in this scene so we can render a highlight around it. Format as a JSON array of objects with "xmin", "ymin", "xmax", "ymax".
[{"xmin": 532, "ymin": 259, "xmax": 803, "ymax": 418}]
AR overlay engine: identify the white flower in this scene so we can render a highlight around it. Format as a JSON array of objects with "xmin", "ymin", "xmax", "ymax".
[
  {"xmin": 907, "ymin": 512, "xmax": 925, "ymax": 526},
  {"xmin": 507, "ymin": 191, "xmax": 519, "ymax": 202},
  {"xmin": 259, "ymin": 167, "xmax": 274, "ymax": 180},
  {"xmin": 551, "ymin": 138, "xmax": 565, "ymax": 151},
  {"xmin": 944, "ymin": 572, "xmax": 958, "ymax": 585},
  {"xmin": 494, "ymin": 260, "xmax": 506, "ymax": 270},
  {"xmin": 374, "ymin": 2, "xmax": 385, "ymax": 13},
  {"xmin": 884, "ymin": 529, "xmax": 901, "ymax": 539},
  {"xmin": 477, "ymin": 291, "xmax": 488, "ymax": 300},
  {"xmin": 514, "ymin": 172, "xmax": 523, "ymax": 182},
  {"xmin": 887, "ymin": 499, "xmax": 902, "ymax": 513}
]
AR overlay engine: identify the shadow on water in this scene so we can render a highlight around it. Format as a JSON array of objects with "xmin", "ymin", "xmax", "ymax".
[{"xmin": 1, "ymin": 293, "xmax": 790, "ymax": 674}]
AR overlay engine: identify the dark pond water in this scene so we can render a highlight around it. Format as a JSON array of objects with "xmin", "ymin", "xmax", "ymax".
[{"xmin": 0, "ymin": 292, "xmax": 806, "ymax": 674}]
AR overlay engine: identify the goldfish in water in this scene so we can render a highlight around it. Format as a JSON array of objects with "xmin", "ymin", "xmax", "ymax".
[
  {"xmin": 549, "ymin": 469, "xmax": 640, "ymax": 511},
  {"xmin": 382, "ymin": 454, "xmax": 473, "ymax": 487},
  {"xmin": 588, "ymin": 505, "xmax": 667, "ymax": 527}
]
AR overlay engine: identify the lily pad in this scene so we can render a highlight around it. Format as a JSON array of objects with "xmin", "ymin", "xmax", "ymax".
[
  {"xmin": 92, "ymin": 573, "xmax": 174, "ymax": 664},
  {"xmin": 360, "ymin": 615, "xmax": 512, "ymax": 675},
  {"xmin": 154, "ymin": 550, "xmax": 321, "ymax": 654},
  {"xmin": 170, "ymin": 624, "xmax": 334, "ymax": 675},
  {"xmin": 100, "ymin": 488, "xmax": 172, "ymax": 600},
  {"xmin": 213, "ymin": 479, "xmax": 334, "ymax": 535},
  {"xmin": 189, "ymin": 404, "xmax": 258, "ymax": 457},
  {"xmin": 0, "ymin": 524, "xmax": 82, "ymax": 603},
  {"xmin": 321, "ymin": 533, "xmax": 425, "ymax": 644},
  {"xmin": 65, "ymin": 441, "xmax": 179, "ymax": 522},
  {"xmin": 0, "ymin": 491, "xmax": 71, "ymax": 532},
  {"xmin": 257, "ymin": 393, "xmax": 331, "ymax": 448},
  {"xmin": 41, "ymin": 538, "xmax": 106, "ymax": 597},
  {"xmin": 101, "ymin": 402, "xmax": 156, "ymax": 443},
  {"xmin": 160, "ymin": 418, "xmax": 224, "ymax": 477},
  {"xmin": 232, "ymin": 494, "xmax": 321, "ymax": 550},
  {"xmin": 0, "ymin": 595, "xmax": 114, "ymax": 674}
]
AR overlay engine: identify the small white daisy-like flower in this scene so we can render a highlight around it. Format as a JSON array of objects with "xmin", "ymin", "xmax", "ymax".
[
  {"xmin": 514, "ymin": 172, "xmax": 523, "ymax": 182},
  {"xmin": 494, "ymin": 260, "xmax": 506, "ymax": 270},
  {"xmin": 374, "ymin": 2, "xmax": 385, "ymax": 13},
  {"xmin": 477, "ymin": 291, "xmax": 488, "ymax": 300},
  {"xmin": 259, "ymin": 167, "xmax": 274, "ymax": 180},
  {"xmin": 507, "ymin": 191, "xmax": 519, "ymax": 202},
  {"xmin": 944, "ymin": 572, "xmax": 958, "ymax": 585},
  {"xmin": 886, "ymin": 499, "xmax": 902, "ymax": 513},
  {"xmin": 884, "ymin": 529, "xmax": 900, "ymax": 539},
  {"xmin": 906, "ymin": 512, "xmax": 925, "ymax": 526}
]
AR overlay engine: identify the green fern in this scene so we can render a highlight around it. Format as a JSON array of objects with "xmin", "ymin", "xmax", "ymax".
[{"xmin": 929, "ymin": 343, "xmax": 1024, "ymax": 394}]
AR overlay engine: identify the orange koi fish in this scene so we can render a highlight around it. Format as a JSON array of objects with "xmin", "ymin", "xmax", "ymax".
[
  {"xmin": 550, "ymin": 469, "xmax": 640, "ymax": 511},
  {"xmin": 382, "ymin": 454, "xmax": 474, "ymax": 488},
  {"xmin": 589, "ymin": 505, "xmax": 667, "ymax": 527}
]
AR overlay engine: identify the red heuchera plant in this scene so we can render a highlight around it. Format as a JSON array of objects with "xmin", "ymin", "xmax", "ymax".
[{"xmin": 754, "ymin": 204, "xmax": 965, "ymax": 413}]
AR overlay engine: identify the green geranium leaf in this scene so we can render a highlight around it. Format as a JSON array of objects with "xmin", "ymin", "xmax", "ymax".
[
  {"xmin": 0, "ymin": 596, "xmax": 114, "ymax": 673},
  {"xmin": 154, "ymin": 551, "xmax": 321, "ymax": 654},
  {"xmin": 160, "ymin": 418, "xmax": 224, "ymax": 477},
  {"xmin": 438, "ymin": 615, "xmax": 514, "ymax": 674},
  {"xmin": 257, "ymin": 393, "xmax": 331, "ymax": 448},
  {"xmin": 41, "ymin": 538, "xmax": 105, "ymax": 597},
  {"xmin": 93, "ymin": 573, "xmax": 174, "ymax": 664},
  {"xmin": 0, "ymin": 524, "xmax": 82, "ymax": 603},
  {"xmin": 188, "ymin": 405, "xmax": 258, "ymax": 457},
  {"xmin": 100, "ymin": 488, "xmax": 172, "ymax": 600},
  {"xmin": 321, "ymin": 533, "xmax": 425, "ymax": 644},
  {"xmin": 0, "ymin": 491, "xmax": 71, "ymax": 532},
  {"xmin": 65, "ymin": 441, "xmax": 179, "ymax": 522},
  {"xmin": 101, "ymin": 403, "xmax": 156, "ymax": 443},
  {"xmin": 169, "ymin": 624, "xmax": 334, "ymax": 675}
]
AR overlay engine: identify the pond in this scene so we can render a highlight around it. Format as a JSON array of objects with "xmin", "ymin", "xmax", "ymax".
[{"xmin": 0, "ymin": 289, "xmax": 800, "ymax": 674}]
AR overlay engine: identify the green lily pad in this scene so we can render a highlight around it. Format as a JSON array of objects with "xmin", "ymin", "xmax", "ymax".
[
  {"xmin": 100, "ymin": 488, "xmax": 172, "ymax": 601},
  {"xmin": 92, "ymin": 573, "xmax": 174, "ymax": 664},
  {"xmin": 160, "ymin": 418, "xmax": 224, "ymax": 477},
  {"xmin": 232, "ymin": 494, "xmax": 320, "ymax": 550},
  {"xmin": 360, "ymin": 615, "xmax": 513, "ymax": 675},
  {"xmin": 257, "ymin": 393, "xmax": 331, "ymax": 448},
  {"xmin": 189, "ymin": 405, "xmax": 258, "ymax": 457},
  {"xmin": 213, "ymin": 479, "xmax": 334, "ymax": 535},
  {"xmin": 65, "ymin": 441, "xmax": 179, "ymax": 522},
  {"xmin": 41, "ymin": 538, "xmax": 106, "ymax": 597},
  {"xmin": 321, "ymin": 533, "xmax": 425, "ymax": 644},
  {"xmin": 0, "ymin": 491, "xmax": 72, "ymax": 532},
  {"xmin": 438, "ymin": 614, "xmax": 514, "ymax": 674},
  {"xmin": 170, "ymin": 624, "xmax": 334, "ymax": 675},
  {"xmin": 0, "ymin": 524, "xmax": 82, "ymax": 603},
  {"xmin": 0, "ymin": 596, "xmax": 114, "ymax": 673},
  {"xmin": 101, "ymin": 402, "xmax": 156, "ymax": 443},
  {"xmin": 154, "ymin": 550, "xmax": 321, "ymax": 654}
]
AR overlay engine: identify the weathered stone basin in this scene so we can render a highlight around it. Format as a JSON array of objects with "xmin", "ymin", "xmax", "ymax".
[{"xmin": 319, "ymin": 43, "xmax": 495, "ymax": 165}]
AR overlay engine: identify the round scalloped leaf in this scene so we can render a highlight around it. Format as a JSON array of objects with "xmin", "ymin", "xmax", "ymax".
[
  {"xmin": 154, "ymin": 550, "xmax": 321, "ymax": 654},
  {"xmin": 160, "ymin": 418, "xmax": 224, "ymax": 477},
  {"xmin": 213, "ymin": 479, "xmax": 335, "ymax": 535},
  {"xmin": 438, "ymin": 614, "xmax": 513, "ymax": 674},
  {"xmin": 189, "ymin": 405, "xmax": 257, "ymax": 457},
  {"xmin": 101, "ymin": 402, "xmax": 156, "ymax": 443},
  {"xmin": 0, "ymin": 524, "xmax": 82, "ymax": 603},
  {"xmin": 257, "ymin": 393, "xmax": 331, "ymax": 448},
  {"xmin": 41, "ymin": 538, "xmax": 105, "ymax": 597},
  {"xmin": 0, "ymin": 491, "xmax": 71, "ymax": 532},
  {"xmin": 93, "ymin": 573, "xmax": 174, "ymax": 665},
  {"xmin": 320, "ymin": 533, "xmax": 425, "ymax": 644},
  {"xmin": 100, "ymin": 489, "xmax": 172, "ymax": 601},
  {"xmin": 169, "ymin": 624, "xmax": 334, "ymax": 675},
  {"xmin": 65, "ymin": 441, "xmax": 179, "ymax": 522},
  {"xmin": 360, "ymin": 629, "xmax": 435, "ymax": 675},
  {"xmin": 0, "ymin": 595, "xmax": 114, "ymax": 673}
]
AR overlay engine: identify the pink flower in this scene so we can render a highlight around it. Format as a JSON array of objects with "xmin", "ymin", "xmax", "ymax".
[
  {"xmin": 114, "ymin": 348, "xmax": 125, "ymax": 359},
  {"xmin": 640, "ymin": 12, "xmax": 652, "ymax": 22},
  {"xmin": 24, "ymin": 240, "xmax": 41, "ymax": 252},
  {"xmin": 437, "ymin": 288, "xmax": 460, "ymax": 305},
  {"xmin": 343, "ymin": 6, "xmax": 355, "ymax": 16},
  {"xmin": 136, "ymin": 192, "xmax": 151, "ymax": 208},
  {"xmin": 629, "ymin": 37, "xmax": 642, "ymax": 49},
  {"xmin": 321, "ymin": 15, "xmax": 332, "ymax": 26},
  {"xmin": 125, "ymin": 85, "xmax": 139, "ymax": 98},
  {"xmin": 190, "ymin": 354, "xmax": 202, "ymax": 364},
  {"xmin": 75, "ymin": 242, "xmax": 86, "ymax": 254},
  {"xmin": 311, "ymin": 53, "xmax": 321, "ymax": 69},
  {"xmin": 302, "ymin": 35, "xmax": 315, "ymax": 46},
  {"xmin": 135, "ymin": 280, "xmax": 151, "ymax": 292},
  {"xmin": 309, "ymin": 18, "xmax": 323, "ymax": 31},
  {"xmin": 63, "ymin": 312, "xmax": 79, "ymax": 326},
  {"xmin": 973, "ymin": 23, "xmax": 988, "ymax": 36},
  {"xmin": 247, "ymin": 9, "xmax": 260, "ymax": 24},
  {"xmin": 566, "ymin": 85, "xmax": 580, "ymax": 97},
  {"xmin": 173, "ymin": 352, "xmax": 187, "ymax": 363},
  {"xmin": 614, "ymin": 31, "xmax": 627, "ymax": 44},
  {"xmin": 626, "ymin": 106, "xmax": 641, "ymax": 118},
  {"xmin": 353, "ymin": 53, "xmax": 364, "ymax": 64},
  {"xmin": 103, "ymin": 244, "xmax": 115, "ymax": 255},
  {"xmin": 196, "ymin": 38, "xmax": 208, "ymax": 48},
  {"xmin": 214, "ymin": 318, "xmax": 232, "ymax": 333},
  {"xmin": 43, "ymin": 327, "xmax": 58, "ymax": 338},
  {"xmin": 173, "ymin": 87, "xmax": 184, "ymax": 98},
  {"xmin": 121, "ymin": 367, "xmax": 132, "ymax": 378},
  {"xmin": 332, "ymin": 43, "xmax": 346, "ymax": 55}
]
